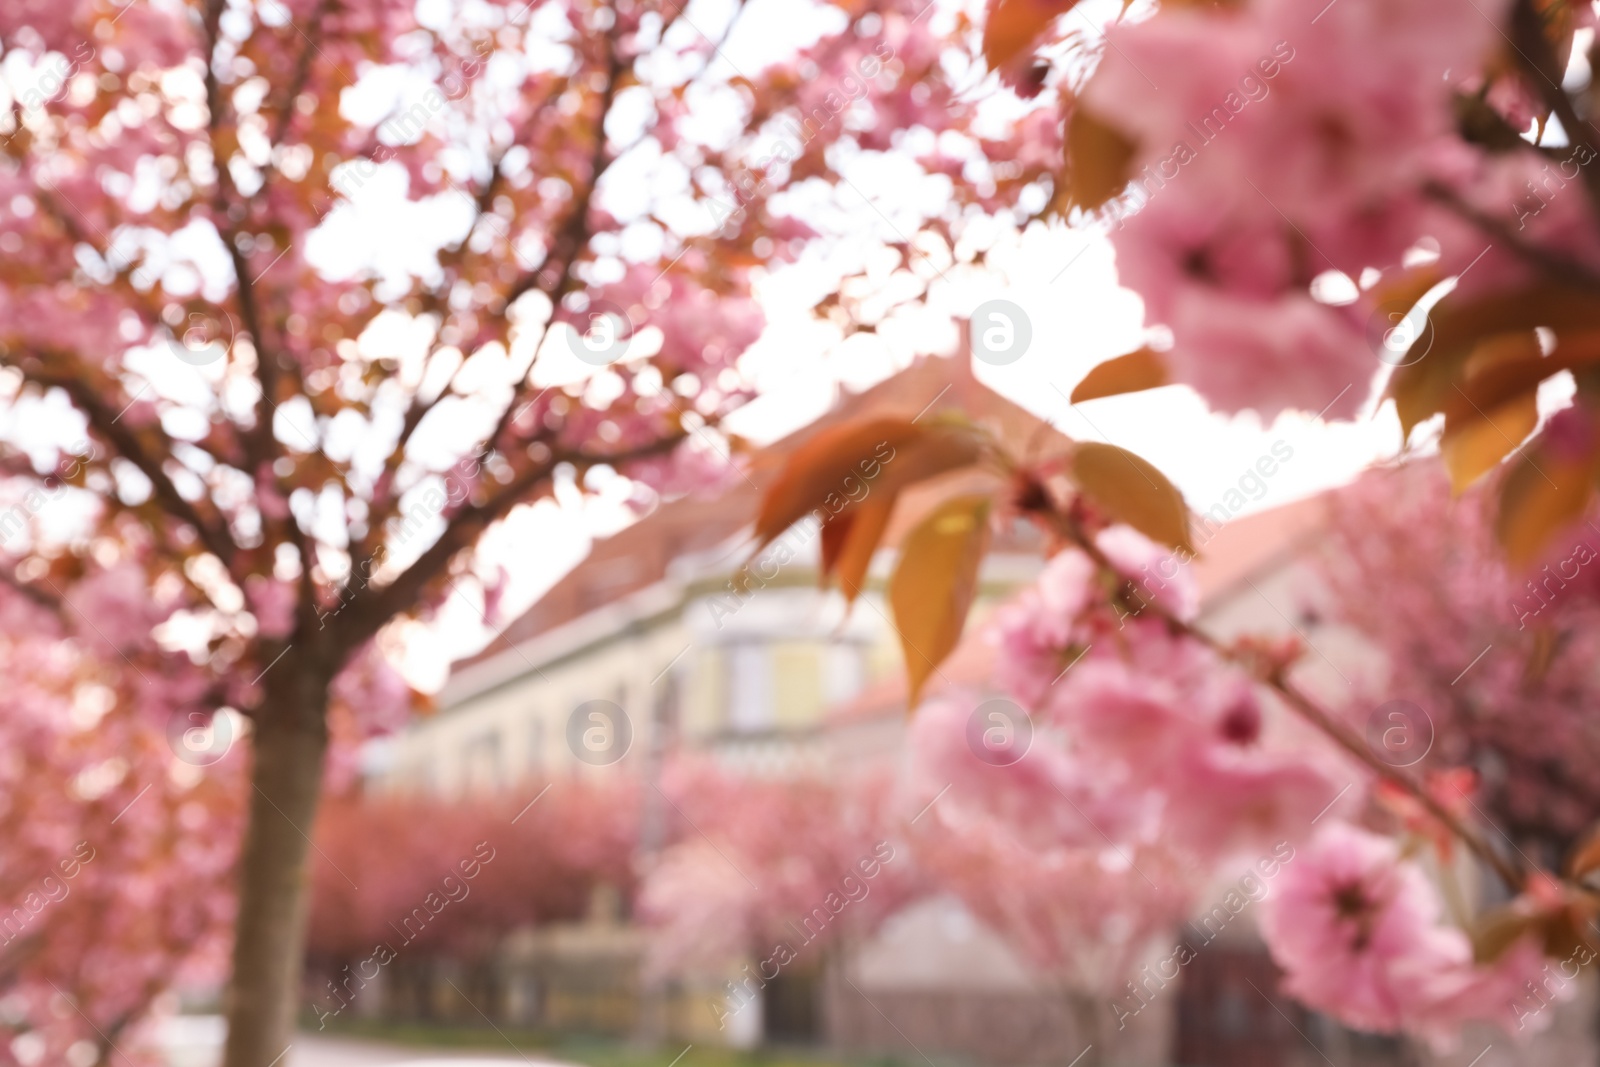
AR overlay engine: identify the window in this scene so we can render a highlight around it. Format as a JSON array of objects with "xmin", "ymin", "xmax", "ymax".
[
  {"xmin": 726, "ymin": 644, "xmax": 773, "ymax": 733},
  {"xmin": 527, "ymin": 718, "xmax": 544, "ymax": 777},
  {"xmin": 823, "ymin": 643, "xmax": 865, "ymax": 704},
  {"xmin": 654, "ymin": 668, "xmax": 681, "ymax": 750},
  {"xmin": 463, "ymin": 730, "xmax": 502, "ymax": 790}
]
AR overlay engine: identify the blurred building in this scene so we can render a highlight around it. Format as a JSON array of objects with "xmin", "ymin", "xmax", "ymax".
[{"xmin": 371, "ymin": 353, "xmax": 1055, "ymax": 796}]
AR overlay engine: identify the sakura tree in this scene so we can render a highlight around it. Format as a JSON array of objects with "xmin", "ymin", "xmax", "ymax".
[
  {"xmin": 638, "ymin": 758, "xmax": 921, "ymax": 988},
  {"xmin": 305, "ymin": 779, "xmax": 638, "ymax": 1025},
  {"xmin": 0, "ymin": 0, "xmax": 1020, "ymax": 1063},
  {"xmin": 1037, "ymin": 0, "xmax": 1600, "ymax": 542},
  {"xmin": 1319, "ymin": 464, "xmax": 1600, "ymax": 863},
  {"xmin": 903, "ymin": 690, "xmax": 1197, "ymax": 1059},
  {"xmin": 0, "ymin": 581, "xmax": 242, "ymax": 1066}
]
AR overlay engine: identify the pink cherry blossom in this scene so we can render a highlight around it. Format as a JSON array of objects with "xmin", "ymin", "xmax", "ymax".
[
  {"xmin": 992, "ymin": 525, "xmax": 1198, "ymax": 704},
  {"xmin": 1075, "ymin": 0, "xmax": 1542, "ymax": 418},
  {"xmin": 70, "ymin": 563, "xmax": 163, "ymax": 654},
  {"xmin": 906, "ymin": 689, "xmax": 1158, "ymax": 851},
  {"xmin": 1319, "ymin": 463, "xmax": 1600, "ymax": 850},
  {"xmin": 1258, "ymin": 822, "xmax": 1557, "ymax": 1047},
  {"xmin": 990, "ymin": 546, "xmax": 1099, "ymax": 704}
]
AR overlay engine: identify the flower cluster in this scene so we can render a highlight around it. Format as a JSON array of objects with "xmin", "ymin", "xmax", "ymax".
[
  {"xmin": 1075, "ymin": 0, "xmax": 1600, "ymax": 419},
  {"xmin": 1260, "ymin": 823, "xmax": 1554, "ymax": 1048},
  {"xmin": 974, "ymin": 522, "xmax": 1562, "ymax": 1044},
  {"xmin": 989, "ymin": 528, "xmax": 1337, "ymax": 864}
]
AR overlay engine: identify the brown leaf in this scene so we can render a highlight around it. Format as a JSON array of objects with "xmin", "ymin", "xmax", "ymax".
[
  {"xmin": 1064, "ymin": 108, "xmax": 1135, "ymax": 213},
  {"xmin": 1471, "ymin": 906, "xmax": 1540, "ymax": 965},
  {"xmin": 753, "ymin": 417, "xmax": 923, "ymax": 548},
  {"xmin": 1541, "ymin": 902, "xmax": 1599, "ymax": 959},
  {"xmin": 1388, "ymin": 284, "xmax": 1600, "ymax": 439},
  {"xmin": 834, "ymin": 493, "xmax": 897, "ymax": 604},
  {"xmin": 1069, "ymin": 441, "xmax": 1192, "ymax": 552},
  {"xmin": 755, "ymin": 417, "xmax": 982, "ymax": 555},
  {"xmin": 819, "ymin": 511, "xmax": 855, "ymax": 583},
  {"xmin": 890, "ymin": 495, "xmax": 993, "ymax": 708},
  {"xmin": 1440, "ymin": 391, "xmax": 1539, "ymax": 492},
  {"xmin": 982, "ymin": 0, "xmax": 1080, "ymax": 72},
  {"xmin": 1495, "ymin": 434, "xmax": 1597, "ymax": 567},
  {"xmin": 1070, "ymin": 348, "xmax": 1169, "ymax": 404}
]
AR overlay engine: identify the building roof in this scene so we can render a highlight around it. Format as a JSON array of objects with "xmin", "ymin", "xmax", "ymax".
[{"xmin": 454, "ymin": 351, "xmax": 1064, "ymax": 675}]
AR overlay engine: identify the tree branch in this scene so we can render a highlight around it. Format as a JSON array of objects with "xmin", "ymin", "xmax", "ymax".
[
  {"xmin": 201, "ymin": 0, "xmax": 282, "ymax": 476},
  {"xmin": 358, "ymin": 29, "xmax": 624, "ymax": 565},
  {"xmin": 1423, "ymin": 180, "xmax": 1600, "ymax": 290},
  {"xmin": 498, "ymin": 28, "xmax": 623, "ymax": 315},
  {"xmin": 336, "ymin": 430, "xmax": 687, "ymax": 654},
  {"xmin": 1055, "ymin": 513, "xmax": 1528, "ymax": 892},
  {"xmin": 26, "ymin": 362, "xmax": 243, "ymax": 574},
  {"xmin": 1507, "ymin": 0, "xmax": 1600, "ymax": 215},
  {"xmin": 268, "ymin": 0, "xmax": 332, "ymax": 150}
]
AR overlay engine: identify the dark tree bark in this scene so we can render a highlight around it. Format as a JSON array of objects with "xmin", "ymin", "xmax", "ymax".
[
  {"xmin": 222, "ymin": 653, "xmax": 334, "ymax": 1067},
  {"xmin": 1066, "ymin": 992, "xmax": 1106, "ymax": 1067}
]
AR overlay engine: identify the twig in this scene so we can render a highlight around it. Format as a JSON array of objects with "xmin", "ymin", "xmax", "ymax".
[
  {"xmin": 1423, "ymin": 181, "xmax": 1600, "ymax": 291},
  {"xmin": 1507, "ymin": 0, "xmax": 1600, "ymax": 216}
]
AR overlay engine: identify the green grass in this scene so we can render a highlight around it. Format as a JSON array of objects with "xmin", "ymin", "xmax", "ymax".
[{"xmin": 303, "ymin": 1014, "xmax": 905, "ymax": 1067}]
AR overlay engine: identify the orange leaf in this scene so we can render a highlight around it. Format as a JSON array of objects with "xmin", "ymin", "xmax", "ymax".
[
  {"xmin": 1070, "ymin": 348, "xmax": 1168, "ymax": 404},
  {"xmin": 754, "ymin": 418, "xmax": 981, "ymax": 551},
  {"xmin": 1568, "ymin": 823, "xmax": 1600, "ymax": 882},
  {"xmin": 1440, "ymin": 390, "xmax": 1539, "ymax": 492},
  {"xmin": 1495, "ymin": 434, "xmax": 1597, "ymax": 567},
  {"xmin": 819, "ymin": 511, "xmax": 855, "ymax": 582},
  {"xmin": 1436, "ymin": 331, "xmax": 1600, "ymax": 492},
  {"xmin": 1069, "ymin": 441, "xmax": 1192, "ymax": 552},
  {"xmin": 1536, "ymin": 0, "xmax": 1579, "ymax": 81},
  {"xmin": 1064, "ymin": 107, "xmax": 1135, "ymax": 213},
  {"xmin": 880, "ymin": 418, "xmax": 986, "ymax": 492},
  {"xmin": 754, "ymin": 417, "xmax": 922, "ymax": 548},
  {"xmin": 1440, "ymin": 338, "xmax": 1556, "ymax": 430},
  {"xmin": 890, "ymin": 495, "xmax": 993, "ymax": 708},
  {"xmin": 834, "ymin": 492, "xmax": 897, "ymax": 604},
  {"xmin": 982, "ymin": 0, "xmax": 1079, "ymax": 72},
  {"xmin": 1387, "ymin": 284, "xmax": 1600, "ymax": 439}
]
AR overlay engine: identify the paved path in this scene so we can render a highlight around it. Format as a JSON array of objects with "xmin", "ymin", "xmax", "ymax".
[
  {"xmin": 158, "ymin": 1019, "xmax": 571, "ymax": 1067},
  {"xmin": 288, "ymin": 1034, "xmax": 565, "ymax": 1067}
]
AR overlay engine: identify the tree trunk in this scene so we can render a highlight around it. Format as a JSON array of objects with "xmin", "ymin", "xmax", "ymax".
[
  {"xmin": 223, "ymin": 659, "xmax": 332, "ymax": 1067},
  {"xmin": 1065, "ymin": 992, "xmax": 1106, "ymax": 1067}
]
